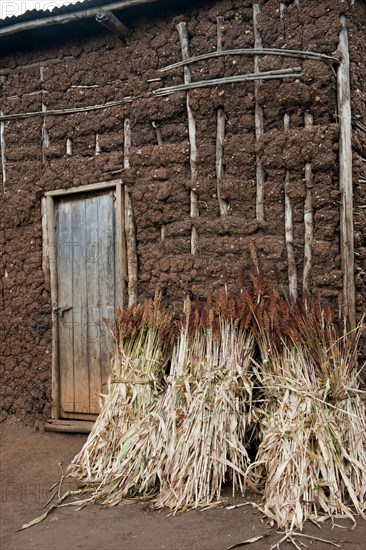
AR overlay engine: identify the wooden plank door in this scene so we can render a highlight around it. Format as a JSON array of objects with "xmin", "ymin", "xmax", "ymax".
[{"xmin": 55, "ymin": 190, "xmax": 117, "ymax": 419}]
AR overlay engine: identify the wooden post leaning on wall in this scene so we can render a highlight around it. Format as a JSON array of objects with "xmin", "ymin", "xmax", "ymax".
[
  {"xmin": 125, "ymin": 187, "xmax": 138, "ymax": 307},
  {"xmin": 253, "ymin": 4, "xmax": 265, "ymax": 222},
  {"xmin": 303, "ymin": 112, "xmax": 313, "ymax": 296},
  {"xmin": 216, "ymin": 17, "xmax": 229, "ymax": 218},
  {"xmin": 123, "ymin": 119, "xmax": 137, "ymax": 307},
  {"xmin": 337, "ymin": 14, "xmax": 356, "ymax": 329},
  {"xmin": 177, "ymin": 22, "xmax": 199, "ymax": 255},
  {"xmin": 283, "ymin": 113, "xmax": 298, "ymax": 300},
  {"xmin": 115, "ymin": 182, "xmax": 127, "ymax": 310},
  {"xmin": 1, "ymin": 76, "xmax": 7, "ymax": 191}
]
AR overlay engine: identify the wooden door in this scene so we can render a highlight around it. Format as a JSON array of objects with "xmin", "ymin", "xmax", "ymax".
[{"xmin": 55, "ymin": 190, "xmax": 118, "ymax": 419}]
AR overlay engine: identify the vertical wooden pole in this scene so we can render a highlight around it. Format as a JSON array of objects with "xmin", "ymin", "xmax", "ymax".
[
  {"xmin": 284, "ymin": 113, "xmax": 297, "ymax": 300},
  {"xmin": 0, "ymin": 75, "xmax": 6, "ymax": 193},
  {"xmin": 253, "ymin": 4, "xmax": 265, "ymax": 222},
  {"xmin": 0, "ymin": 109, "xmax": 6, "ymax": 191},
  {"xmin": 66, "ymin": 137, "xmax": 73, "ymax": 156},
  {"xmin": 46, "ymin": 195, "xmax": 60, "ymax": 419},
  {"xmin": 116, "ymin": 182, "xmax": 126, "ymax": 310},
  {"xmin": 303, "ymin": 112, "xmax": 313, "ymax": 295},
  {"xmin": 152, "ymin": 121, "xmax": 163, "ymax": 145},
  {"xmin": 40, "ymin": 67, "xmax": 49, "ymax": 163},
  {"xmin": 95, "ymin": 134, "xmax": 101, "ymax": 155},
  {"xmin": 125, "ymin": 187, "xmax": 138, "ymax": 307},
  {"xmin": 0, "ymin": 75, "xmax": 6, "ymax": 191},
  {"xmin": 216, "ymin": 108, "xmax": 228, "ymax": 217},
  {"xmin": 124, "ymin": 118, "xmax": 131, "ymax": 170},
  {"xmin": 177, "ymin": 22, "xmax": 199, "ymax": 254},
  {"xmin": 123, "ymin": 118, "xmax": 137, "ymax": 306},
  {"xmin": 337, "ymin": 14, "xmax": 356, "ymax": 328},
  {"xmin": 279, "ymin": 2, "xmax": 285, "ymax": 20},
  {"xmin": 216, "ymin": 17, "xmax": 229, "ymax": 218}
]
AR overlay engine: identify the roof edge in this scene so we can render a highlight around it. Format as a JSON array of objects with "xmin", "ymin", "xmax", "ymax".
[{"xmin": 0, "ymin": 0, "xmax": 160, "ymax": 38}]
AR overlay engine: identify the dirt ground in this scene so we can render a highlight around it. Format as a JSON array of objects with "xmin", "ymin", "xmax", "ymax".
[{"xmin": 1, "ymin": 420, "xmax": 365, "ymax": 550}]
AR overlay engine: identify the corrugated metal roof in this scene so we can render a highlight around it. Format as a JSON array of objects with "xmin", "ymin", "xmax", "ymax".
[{"xmin": 0, "ymin": 0, "xmax": 120, "ymax": 29}]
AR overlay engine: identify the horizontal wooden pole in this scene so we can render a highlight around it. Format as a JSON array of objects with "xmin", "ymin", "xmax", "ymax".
[
  {"xmin": 159, "ymin": 48, "xmax": 339, "ymax": 73},
  {"xmin": 0, "ymin": 0, "xmax": 159, "ymax": 38},
  {"xmin": 0, "ymin": 55, "xmax": 75, "ymax": 76},
  {"xmin": 154, "ymin": 68, "xmax": 302, "ymax": 96},
  {"xmin": 0, "ymin": 96, "xmax": 137, "ymax": 121}
]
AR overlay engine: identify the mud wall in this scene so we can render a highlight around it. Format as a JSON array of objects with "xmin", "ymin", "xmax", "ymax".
[{"xmin": 0, "ymin": 0, "xmax": 365, "ymax": 423}]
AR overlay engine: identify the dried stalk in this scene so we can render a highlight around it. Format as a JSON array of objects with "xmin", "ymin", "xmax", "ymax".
[
  {"xmin": 248, "ymin": 286, "xmax": 366, "ymax": 532},
  {"xmin": 303, "ymin": 111, "xmax": 313, "ymax": 295},
  {"xmin": 69, "ymin": 296, "xmax": 174, "ymax": 486},
  {"xmin": 283, "ymin": 114, "xmax": 297, "ymax": 300}
]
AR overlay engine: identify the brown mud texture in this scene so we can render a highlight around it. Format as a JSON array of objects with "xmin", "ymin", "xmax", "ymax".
[{"xmin": 0, "ymin": 0, "xmax": 365, "ymax": 423}]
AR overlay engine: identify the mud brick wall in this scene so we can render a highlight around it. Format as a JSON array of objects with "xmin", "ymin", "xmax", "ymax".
[{"xmin": 1, "ymin": 0, "xmax": 365, "ymax": 423}]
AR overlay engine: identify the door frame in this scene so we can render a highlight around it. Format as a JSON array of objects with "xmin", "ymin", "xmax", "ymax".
[{"xmin": 42, "ymin": 179, "xmax": 126, "ymax": 421}]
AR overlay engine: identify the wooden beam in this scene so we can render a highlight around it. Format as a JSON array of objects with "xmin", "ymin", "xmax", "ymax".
[
  {"xmin": 95, "ymin": 10, "xmax": 130, "ymax": 39},
  {"xmin": 0, "ymin": 0, "xmax": 160, "ymax": 38},
  {"xmin": 337, "ymin": 15, "xmax": 356, "ymax": 329},
  {"xmin": 44, "ymin": 419, "xmax": 94, "ymax": 433},
  {"xmin": 45, "ymin": 179, "xmax": 122, "ymax": 197}
]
